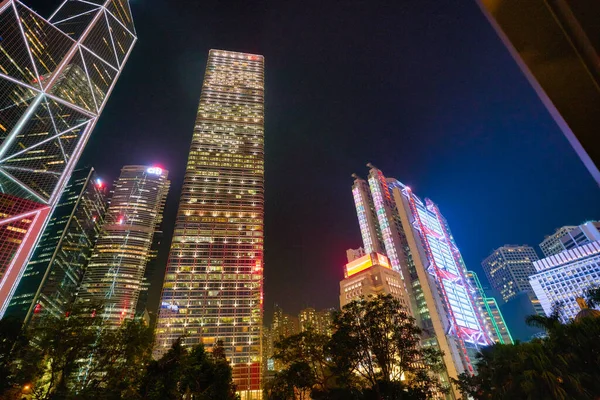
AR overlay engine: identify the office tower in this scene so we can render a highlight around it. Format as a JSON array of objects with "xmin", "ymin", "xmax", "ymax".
[
  {"xmin": 476, "ymin": 0, "xmax": 600, "ymax": 185},
  {"xmin": 530, "ymin": 240, "xmax": 600, "ymax": 322},
  {"xmin": 154, "ymin": 50, "xmax": 264, "ymax": 398},
  {"xmin": 298, "ymin": 307, "xmax": 317, "ymax": 332},
  {"xmin": 339, "ymin": 251, "xmax": 410, "ymax": 309},
  {"xmin": 4, "ymin": 167, "xmax": 106, "ymax": 324},
  {"xmin": 0, "ymin": 0, "xmax": 136, "ymax": 316},
  {"xmin": 267, "ymin": 305, "xmax": 297, "ymax": 373},
  {"xmin": 466, "ymin": 271, "xmax": 513, "ymax": 345},
  {"xmin": 481, "ymin": 245, "xmax": 544, "ymax": 315},
  {"xmin": 540, "ymin": 226, "xmax": 577, "ymax": 258},
  {"xmin": 352, "ymin": 176, "xmax": 385, "ymax": 254},
  {"xmin": 315, "ymin": 308, "xmax": 334, "ymax": 337},
  {"xmin": 351, "ymin": 166, "xmax": 492, "ymax": 391},
  {"xmin": 540, "ymin": 222, "xmax": 600, "ymax": 257},
  {"xmin": 76, "ymin": 165, "xmax": 169, "ymax": 326}
]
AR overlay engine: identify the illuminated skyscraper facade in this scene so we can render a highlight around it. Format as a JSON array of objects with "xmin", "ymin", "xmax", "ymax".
[
  {"xmin": 540, "ymin": 222, "xmax": 600, "ymax": 257},
  {"xmin": 77, "ymin": 165, "xmax": 169, "ymax": 326},
  {"xmin": 530, "ymin": 240, "xmax": 600, "ymax": 322},
  {"xmin": 351, "ymin": 166, "xmax": 492, "ymax": 396},
  {"xmin": 0, "ymin": 0, "xmax": 136, "ymax": 316},
  {"xmin": 4, "ymin": 167, "xmax": 106, "ymax": 325},
  {"xmin": 154, "ymin": 50, "xmax": 264, "ymax": 398},
  {"xmin": 466, "ymin": 271, "xmax": 513, "ymax": 345},
  {"xmin": 481, "ymin": 245, "xmax": 544, "ymax": 315}
]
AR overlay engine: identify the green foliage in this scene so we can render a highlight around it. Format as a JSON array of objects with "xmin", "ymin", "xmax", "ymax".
[
  {"xmin": 1, "ymin": 306, "xmax": 237, "ymax": 400},
  {"xmin": 264, "ymin": 294, "xmax": 448, "ymax": 400},
  {"xmin": 139, "ymin": 339, "xmax": 237, "ymax": 400},
  {"xmin": 455, "ymin": 311, "xmax": 600, "ymax": 400},
  {"xmin": 586, "ymin": 286, "xmax": 600, "ymax": 308}
]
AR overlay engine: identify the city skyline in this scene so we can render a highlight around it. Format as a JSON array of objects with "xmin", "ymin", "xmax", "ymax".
[{"xmin": 23, "ymin": 0, "xmax": 600, "ymax": 325}]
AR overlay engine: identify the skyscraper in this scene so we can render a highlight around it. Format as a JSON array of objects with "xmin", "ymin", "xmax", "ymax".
[
  {"xmin": 4, "ymin": 167, "xmax": 107, "ymax": 325},
  {"xmin": 540, "ymin": 226, "xmax": 577, "ymax": 258},
  {"xmin": 76, "ymin": 165, "xmax": 169, "ymax": 326},
  {"xmin": 540, "ymin": 222, "xmax": 600, "ymax": 257},
  {"xmin": 0, "ymin": 0, "xmax": 136, "ymax": 316},
  {"xmin": 530, "ymin": 240, "xmax": 600, "ymax": 322},
  {"xmin": 351, "ymin": 166, "xmax": 492, "ymax": 395},
  {"xmin": 481, "ymin": 245, "xmax": 544, "ymax": 315},
  {"xmin": 477, "ymin": 0, "xmax": 600, "ymax": 185},
  {"xmin": 466, "ymin": 271, "xmax": 513, "ymax": 345},
  {"xmin": 154, "ymin": 50, "xmax": 264, "ymax": 398}
]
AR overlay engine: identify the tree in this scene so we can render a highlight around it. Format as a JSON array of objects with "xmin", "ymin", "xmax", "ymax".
[
  {"xmin": 586, "ymin": 286, "xmax": 600, "ymax": 308},
  {"xmin": 139, "ymin": 339, "xmax": 237, "ymax": 400},
  {"xmin": 331, "ymin": 295, "xmax": 447, "ymax": 399},
  {"xmin": 456, "ymin": 304, "xmax": 600, "ymax": 400},
  {"xmin": 0, "ymin": 316, "xmax": 40, "ymax": 399},
  {"xmin": 266, "ymin": 295, "xmax": 447, "ymax": 400},
  {"xmin": 77, "ymin": 319, "xmax": 154, "ymax": 399},
  {"xmin": 27, "ymin": 302, "xmax": 105, "ymax": 400}
]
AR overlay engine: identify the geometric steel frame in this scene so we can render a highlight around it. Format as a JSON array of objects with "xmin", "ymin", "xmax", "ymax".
[
  {"xmin": 403, "ymin": 187, "xmax": 492, "ymax": 374},
  {"xmin": 0, "ymin": 0, "xmax": 136, "ymax": 317}
]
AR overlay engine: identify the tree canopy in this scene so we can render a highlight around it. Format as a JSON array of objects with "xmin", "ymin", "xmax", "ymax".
[
  {"xmin": 455, "ymin": 305, "xmax": 600, "ymax": 400},
  {"xmin": 264, "ymin": 294, "xmax": 448, "ymax": 400}
]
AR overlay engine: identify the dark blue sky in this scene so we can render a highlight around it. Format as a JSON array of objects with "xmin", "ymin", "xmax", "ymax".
[{"xmin": 33, "ymin": 0, "xmax": 600, "ymax": 339}]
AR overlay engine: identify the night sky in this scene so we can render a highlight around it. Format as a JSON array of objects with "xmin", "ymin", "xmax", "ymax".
[{"xmin": 32, "ymin": 0, "xmax": 600, "ymax": 340}]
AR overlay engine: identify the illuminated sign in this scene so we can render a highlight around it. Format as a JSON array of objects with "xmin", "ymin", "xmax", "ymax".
[
  {"xmin": 345, "ymin": 252, "xmax": 390, "ymax": 277},
  {"xmin": 147, "ymin": 167, "xmax": 163, "ymax": 176}
]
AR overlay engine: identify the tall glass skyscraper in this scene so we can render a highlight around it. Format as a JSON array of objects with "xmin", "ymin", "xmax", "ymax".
[
  {"xmin": 4, "ymin": 167, "xmax": 106, "ymax": 325},
  {"xmin": 77, "ymin": 165, "xmax": 169, "ymax": 326},
  {"xmin": 0, "ymin": 0, "xmax": 136, "ymax": 316},
  {"xmin": 466, "ymin": 271, "xmax": 513, "ymax": 345},
  {"xmin": 155, "ymin": 50, "xmax": 264, "ymax": 398},
  {"xmin": 352, "ymin": 166, "xmax": 492, "ymax": 396}
]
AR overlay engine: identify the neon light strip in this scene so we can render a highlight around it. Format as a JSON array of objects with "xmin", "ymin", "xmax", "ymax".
[
  {"xmin": 104, "ymin": 10, "xmax": 121, "ymax": 69},
  {"xmin": 428, "ymin": 201, "xmax": 491, "ymax": 345},
  {"xmin": 51, "ymin": 8, "xmax": 99, "ymax": 25},
  {"xmin": 0, "ymin": 120, "xmax": 89, "ymax": 163},
  {"xmin": 0, "ymin": 208, "xmax": 44, "ymax": 317},
  {"xmin": 0, "ymin": 168, "xmax": 47, "ymax": 204},
  {"xmin": 404, "ymin": 188, "xmax": 474, "ymax": 372},
  {"xmin": 0, "ymin": 208, "xmax": 44, "ymax": 226},
  {"xmin": 0, "ymin": 94, "xmax": 44, "ymax": 159}
]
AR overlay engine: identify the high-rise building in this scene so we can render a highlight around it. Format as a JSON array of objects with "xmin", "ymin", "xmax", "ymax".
[
  {"xmin": 352, "ymin": 176, "xmax": 385, "ymax": 254},
  {"xmin": 540, "ymin": 222, "xmax": 600, "ymax": 257},
  {"xmin": 481, "ymin": 245, "xmax": 545, "ymax": 316},
  {"xmin": 351, "ymin": 166, "xmax": 492, "ymax": 393},
  {"xmin": 540, "ymin": 226, "xmax": 577, "ymax": 258},
  {"xmin": 476, "ymin": 0, "xmax": 600, "ymax": 185},
  {"xmin": 76, "ymin": 165, "xmax": 169, "ymax": 326},
  {"xmin": 4, "ymin": 167, "xmax": 107, "ymax": 324},
  {"xmin": 481, "ymin": 246, "xmax": 540, "ymax": 302},
  {"xmin": 0, "ymin": 0, "xmax": 136, "ymax": 316},
  {"xmin": 466, "ymin": 271, "xmax": 513, "ymax": 345},
  {"xmin": 339, "ymin": 252, "xmax": 410, "ymax": 310},
  {"xmin": 530, "ymin": 240, "xmax": 600, "ymax": 322},
  {"xmin": 298, "ymin": 307, "xmax": 317, "ymax": 332},
  {"xmin": 154, "ymin": 49, "xmax": 264, "ymax": 398}
]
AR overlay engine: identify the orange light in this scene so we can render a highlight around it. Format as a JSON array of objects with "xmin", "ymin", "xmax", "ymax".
[
  {"xmin": 345, "ymin": 254, "xmax": 374, "ymax": 277},
  {"xmin": 345, "ymin": 253, "xmax": 391, "ymax": 277}
]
